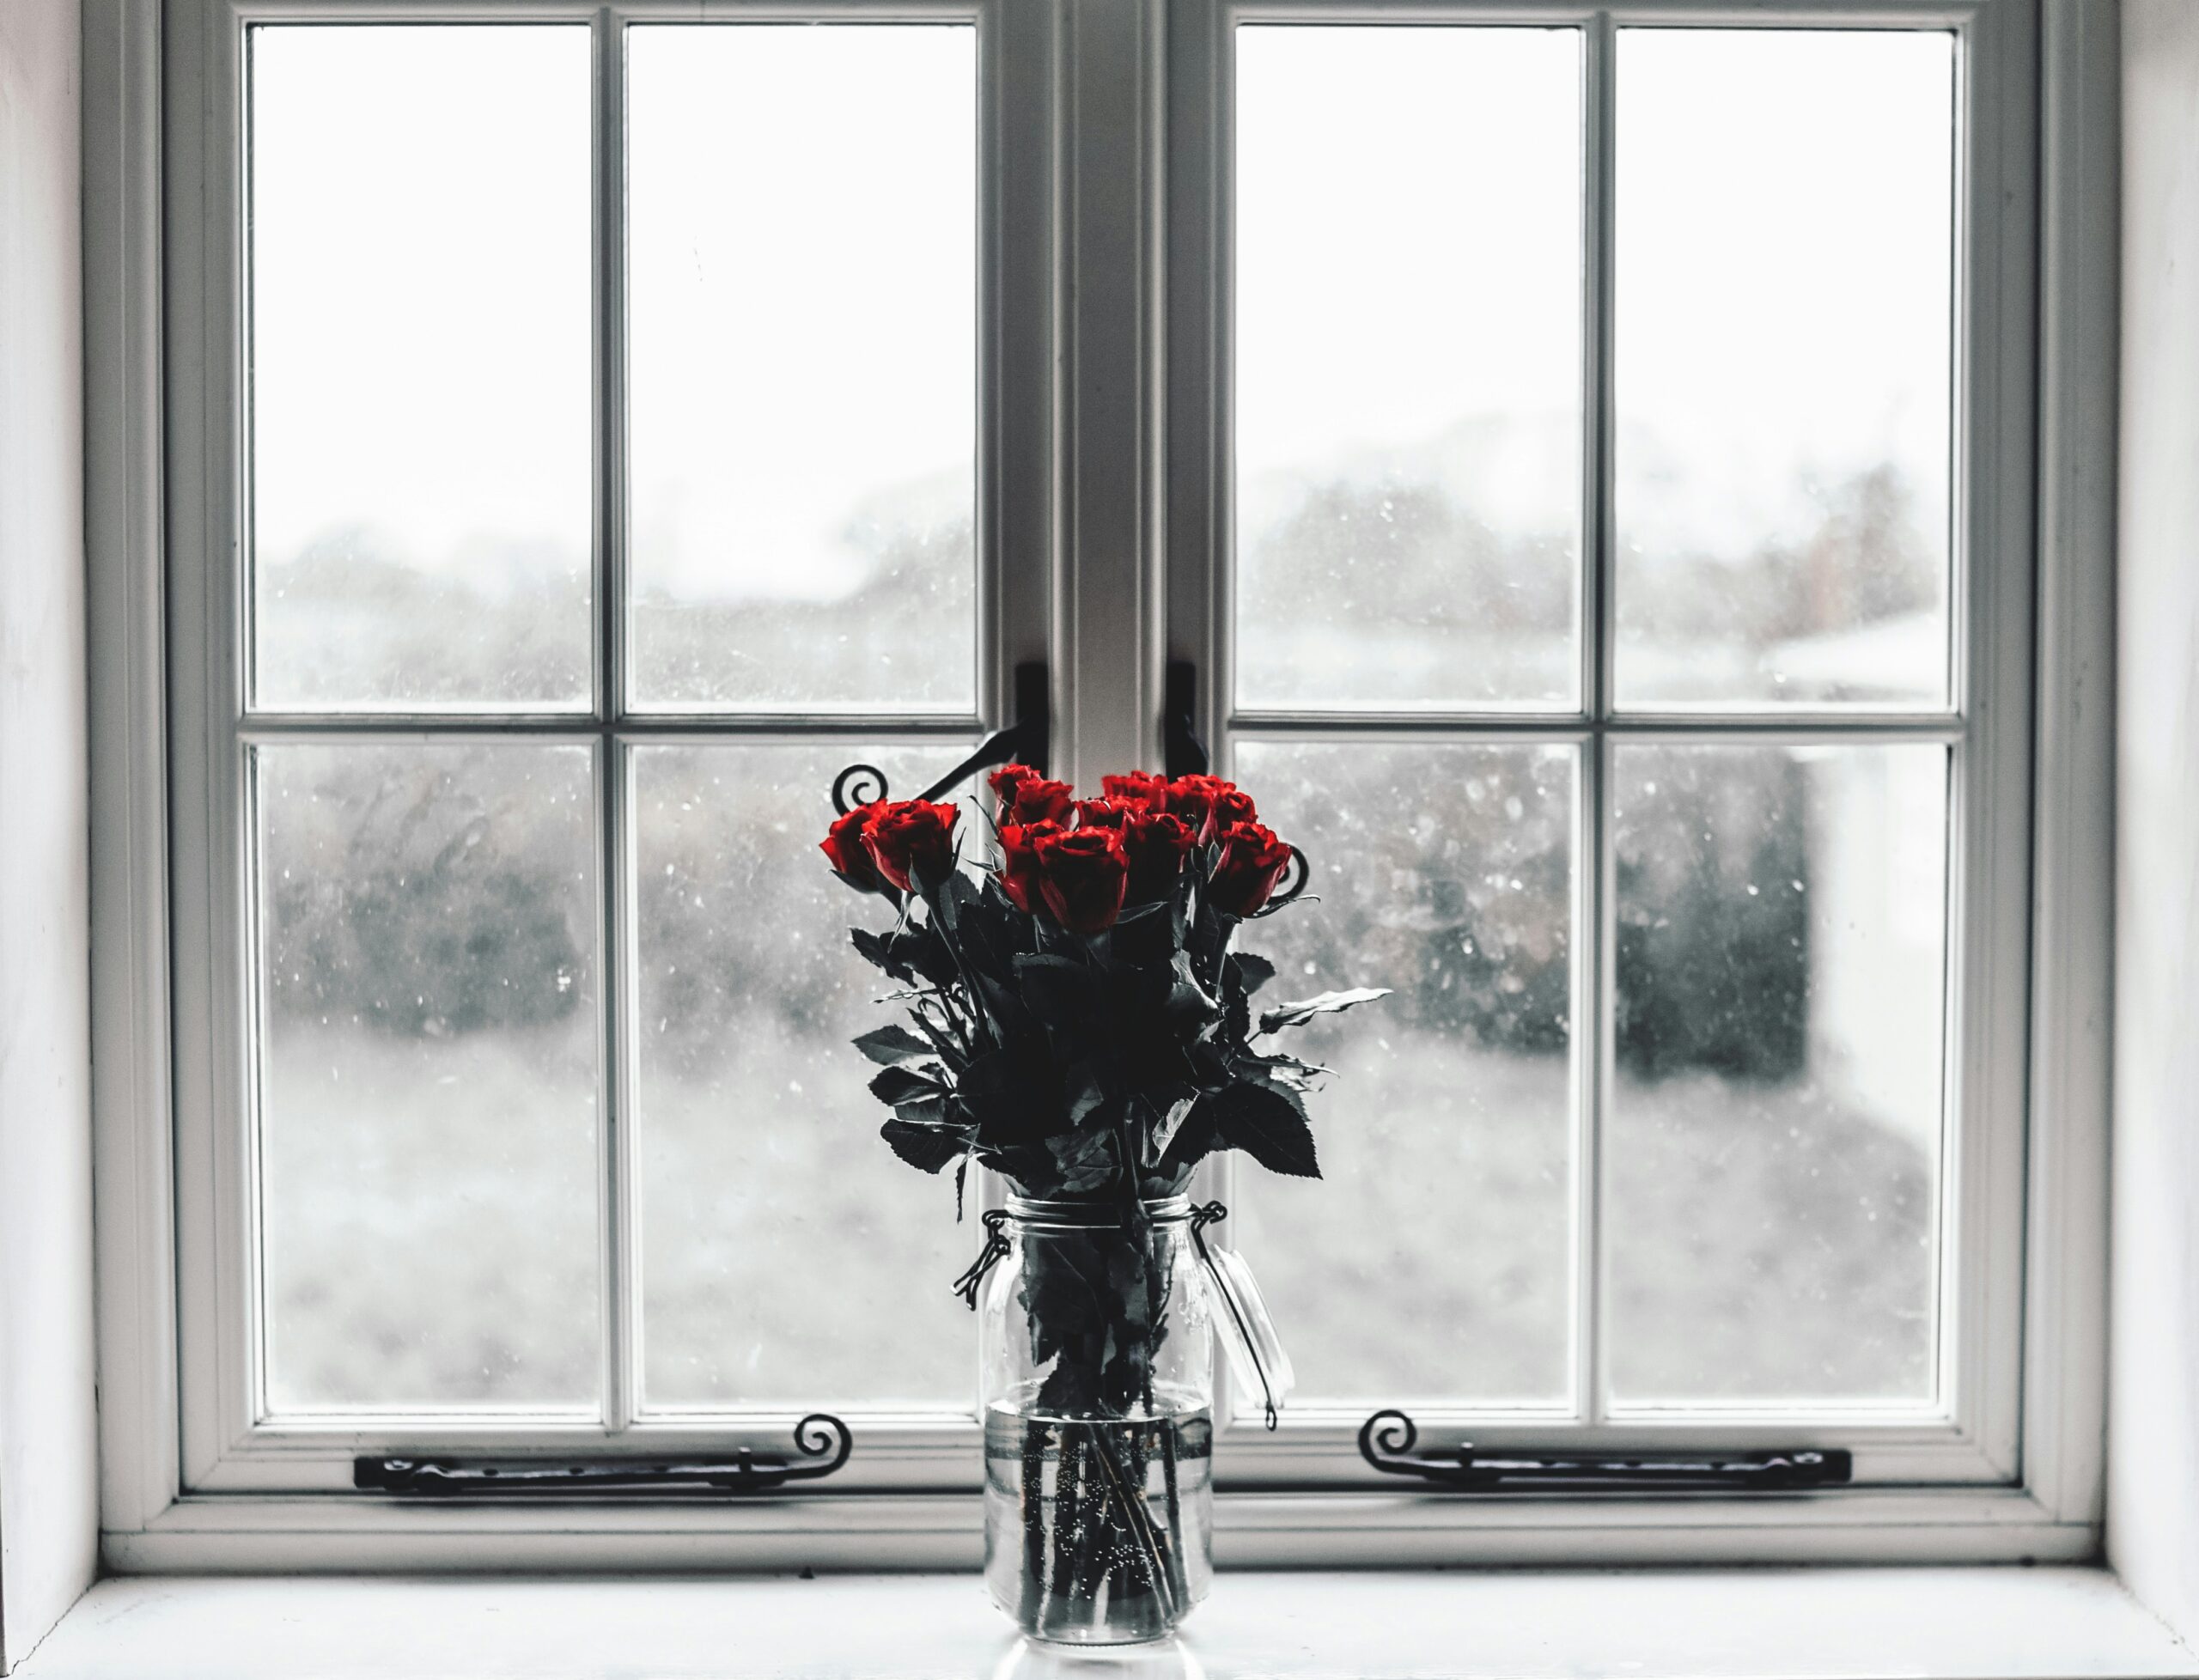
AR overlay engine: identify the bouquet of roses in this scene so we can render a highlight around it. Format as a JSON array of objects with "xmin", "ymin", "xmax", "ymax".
[
  {"xmin": 821, "ymin": 764, "xmax": 1386, "ymax": 1220},
  {"xmin": 823, "ymin": 764, "xmax": 1383, "ymax": 1640}
]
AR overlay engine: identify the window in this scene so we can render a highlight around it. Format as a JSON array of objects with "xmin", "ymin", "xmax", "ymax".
[
  {"xmin": 109, "ymin": 0, "xmax": 2098, "ymax": 1563},
  {"xmin": 1187, "ymin": 14, "xmax": 2026, "ymax": 1489},
  {"xmin": 171, "ymin": 7, "xmax": 1028, "ymax": 1492}
]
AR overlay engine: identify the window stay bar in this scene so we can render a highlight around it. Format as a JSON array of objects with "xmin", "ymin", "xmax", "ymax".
[
  {"xmin": 1358, "ymin": 1410, "xmax": 1853, "ymax": 1493},
  {"xmin": 353, "ymin": 1415, "xmax": 854, "ymax": 1498}
]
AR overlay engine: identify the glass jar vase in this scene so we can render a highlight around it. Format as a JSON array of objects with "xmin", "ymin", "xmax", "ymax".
[{"xmin": 978, "ymin": 1196, "xmax": 1216, "ymax": 1646}]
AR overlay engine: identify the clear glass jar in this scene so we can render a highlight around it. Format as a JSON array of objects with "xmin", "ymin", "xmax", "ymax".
[{"xmin": 978, "ymin": 1196, "xmax": 1215, "ymax": 1646}]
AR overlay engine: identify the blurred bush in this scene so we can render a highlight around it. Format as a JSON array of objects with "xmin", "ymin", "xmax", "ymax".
[
  {"xmin": 263, "ymin": 746, "xmax": 589, "ymax": 1038},
  {"xmin": 265, "ymin": 483, "xmax": 1838, "ymax": 1087},
  {"xmin": 1614, "ymin": 750, "xmax": 1809, "ymax": 1082}
]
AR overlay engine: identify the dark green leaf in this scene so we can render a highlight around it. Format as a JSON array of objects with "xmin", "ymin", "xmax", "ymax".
[
  {"xmin": 881, "ymin": 1117, "xmax": 965, "ymax": 1173},
  {"xmin": 891, "ymin": 923, "xmax": 961, "ymax": 989},
  {"xmin": 852, "ymin": 1024, "xmax": 932, "ymax": 1067},
  {"xmin": 1164, "ymin": 951, "xmax": 1222, "ymax": 1031},
  {"xmin": 925, "ymin": 870, "xmax": 977, "ymax": 945},
  {"xmin": 1064, "ymin": 1060, "xmax": 1109, "ymax": 1126},
  {"xmin": 1256, "ymin": 1054, "xmax": 1329, "ymax": 1093},
  {"xmin": 851, "ymin": 927, "xmax": 913, "ymax": 982},
  {"xmin": 1258, "ymin": 987, "xmax": 1392, "ymax": 1034},
  {"xmin": 1043, "ymin": 1124, "xmax": 1118, "ymax": 1195},
  {"xmin": 1015, "ymin": 953, "xmax": 1100, "ymax": 1029},
  {"xmin": 953, "ymin": 890, "xmax": 1020, "ymax": 988},
  {"xmin": 1233, "ymin": 953, "xmax": 1276, "ymax": 995},
  {"xmin": 1158, "ymin": 1094, "xmax": 1219, "ymax": 1173},
  {"xmin": 1214, "ymin": 1080, "xmax": 1321, "ymax": 1178},
  {"xmin": 1151, "ymin": 1087, "xmax": 1201, "ymax": 1160},
  {"xmin": 958, "ymin": 1048, "xmax": 1018, "ymax": 1102},
  {"xmin": 869, "ymin": 1064, "xmax": 944, "ymax": 1106}
]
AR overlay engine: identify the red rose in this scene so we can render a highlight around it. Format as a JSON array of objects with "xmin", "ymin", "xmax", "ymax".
[
  {"xmin": 1101, "ymin": 771, "xmax": 1171, "ymax": 812},
  {"xmin": 1210, "ymin": 784, "xmax": 1258, "ymax": 831},
  {"xmin": 1072, "ymin": 798, "xmax": 1132, "ymax": 829},
  {"xmin": 988, "ymin": 763, "xmax": 1041, "ymax": 823},
  {"xmin": 1167, "ymin": 775, "xmax": 1257, "ymax": 845},
  {"xmin": 1121, "ymin": 808, "xmax": 1196, "ymax": 902},
  {"xmin": 996, "ymin": 819, "xmax": 1063, "ymax": 915},
  {"xmin": 1003, "ymin": 775, "xmax": 1075, "ymax": 826},
  {"xmin": 820, "ymin": 805, "xmax": 888, "ymax": 895},
  {"xmin": 1033, "ymin": 826, "xmax": 1130, "ymax": 934},
  {"xmin": 862, "ymin": 799, "xmax": 960, "ymax": 892},
  {"xmin": 1208, "ymin": 819, "xmax": 1293, "ymax": 917}
]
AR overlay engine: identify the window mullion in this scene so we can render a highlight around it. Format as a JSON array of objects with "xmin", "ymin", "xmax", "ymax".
[
  {"xmin": 1576, "ymin": 8, "xmax": 1617, "ymax": 1431},
  {"xmin": 593, "ymin": 4, "xmax": 637, "ymax": 1433},
  {"xmin": 1057, "ymin": 0, "xmax": 1168, "ymax": 787},
  {"xmin": 1586, "ymin": 9, "xmax": 1616, "ymax": 729}
]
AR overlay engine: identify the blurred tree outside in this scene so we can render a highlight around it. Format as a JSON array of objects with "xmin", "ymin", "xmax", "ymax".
[{"xmin": 253, "ymin": 445, "xmax": 1945, "ymax": 1409}]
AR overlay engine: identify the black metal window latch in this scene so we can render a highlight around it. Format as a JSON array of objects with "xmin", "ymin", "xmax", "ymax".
[
  {"xmin": 353, "ymin": 1414, "xmax": 852, "ymax": 1498},
  {"xmin": 834, "ymin": 661, "xmax": 1050, "ymax": 815},
  {"xmin": 1359, "ymin": 1410, "xmax": 1852, "ymax": 1493},
  {"xmin": 1164, "ymin": 659, "xmax": 1209, "ymax": 778}
]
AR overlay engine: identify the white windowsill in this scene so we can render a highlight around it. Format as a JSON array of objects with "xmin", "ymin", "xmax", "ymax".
[{"xmin": 14, "ymin": 1567, "xmax": 2192, "ymax": 1679}]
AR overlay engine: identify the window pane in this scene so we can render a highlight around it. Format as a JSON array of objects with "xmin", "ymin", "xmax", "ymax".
[
  {"xmin": 1614, "ymin": 30, "xmax": 1954, "ymax": 710},
  {"xmin": 1607, "ymin": 744, "xmax": 1946, "ymax": 1405},
  {"xmin": 256, "ymin": 743, "xmax": 600, "ymax": 1412},
  {"xmin": 627, "ymin": 27, "xmax": 978, "ymax": 714},
  {"xmin": 633, "ymin": 745, "xmax": 978, "ymax": 1409},
  {"xmin": 1229, "ymin": 742, "xmax": 1574, "ymax": 1407},
  {"xmin": 249, "ymin": 27, "xmax": 594, "ymax": 712},
  {"xmin": 1234, "ymin": 27, "xmax": 1583, "ymax": 713}
]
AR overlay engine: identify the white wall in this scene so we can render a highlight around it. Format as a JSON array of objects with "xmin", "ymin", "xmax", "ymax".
[
  {"xmin": 0, "ymin": 0, "xmax": 98, "ymax": 1668},
  {"xmin": 2111, "ymin": 0, "xmax": 2199, "ymax": 1650}
]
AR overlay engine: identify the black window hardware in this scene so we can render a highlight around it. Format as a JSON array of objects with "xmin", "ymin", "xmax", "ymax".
[
  {"xmin": 352, "ymin": 1414, "xmax": 852, "ymax": 1498},
  {"xmin": 1160, "ymin": 658, "xmax": 1311, "ymax": 905},
  {"xmin": 1358, "ymin": 1409, "xmax": 1852, "ymax": 1493},
  {"xmin": 1164, "ymin": 658, "xmax": 1209, "ymax": 777},
  {"xmin": 833, "ymin": 661, "xmax": 1050, "ymax": 815}
]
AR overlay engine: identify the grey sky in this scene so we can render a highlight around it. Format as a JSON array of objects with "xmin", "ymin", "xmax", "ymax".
[{"xmin": 252, "ymin": 21, "xmax": 1952, "ymax": 602}]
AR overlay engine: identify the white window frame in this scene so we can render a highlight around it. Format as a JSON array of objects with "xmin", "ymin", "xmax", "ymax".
[
  {"xmin": 1176, "ymin": 0, "xmax": 2039, "ymax": 1494},
  {"xmin": 162, "ymin": 0, "xmax": 1051, "ymax": 1502},
  {"xmin": 83, "ymin": 0, "xmax": 2114, "ymax": 1571}
]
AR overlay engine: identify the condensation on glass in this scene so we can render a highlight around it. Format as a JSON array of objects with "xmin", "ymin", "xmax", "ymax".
[
  {"xmin": 625, "ymin": 26, "xmax": 978, "ymax": 714},
  {"xmin": 247, "ymin": 26, "xmax": 594, "ymax": 712},
  {"xmin": 1227, "ymin": 741, "xmax": 1575, "ymax": 1408},
  {"xmin": 1613, "ymin": 30, "xmax": 1957, "ymax": 711},
  {"xmin": 1606, "ymin": 744, "xmax": 1949, "ymax": 1406},
  {"xmin": 630, "ymin": 744, "xmax": 978, "ymax": 1410},
  {"xmin": 1234, "ymin": 27, "xmax": 1583, "ymax": 713},
  {"xmin": 254, "ymin": 743, "xmax": 601, "ymax": 1414}
]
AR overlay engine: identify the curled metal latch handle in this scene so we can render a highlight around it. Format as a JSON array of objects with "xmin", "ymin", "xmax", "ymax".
[
  {"xmin": 833, "ymin": 662, "xmax": 1051, "ymax": 816},
  {"xmin": 354, "ymin": 1414, "xmax": 853, "ymax": 1496},
  {"xmin": 1357, "ymin": 1409, "xmax": 1852, "ymax": 1492}
]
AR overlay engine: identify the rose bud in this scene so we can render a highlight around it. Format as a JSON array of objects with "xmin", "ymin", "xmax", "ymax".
[
  {"xmin": 1033, "ymin": 825, "xmax": 1130, "ymax": 935},
  {"xmin": 1072, "ymin": 798, "xmax": 1132, "ymax": 830},
  {"xmin": 1004, "ymin": 776, "xmax": 1075, "ymax": 827},
  {"xmin": 996, "ymin": 819, "xmax": 1063, "ymax": 915},
  {"xmin": 988, "ymin": 763, "xmax": 1041, "ymax": 824},
  {"xmin": 1101, "ymin": 771, "xmax": 1171, "ymax": 812},
  {"xmin": 1210, "ymin": 783, "xmax": 1258, "ymax": 831},
  {"xmin": 1167, "ymin": 774, "xmax": 1253, "ymax": 845},
  {"xmin": 1207, "ymin": 819, "xmax": 1294, "ymax": 917},
  {"xmin": 1121, "ymin": 808, "xmax": 1196, "ymax": 902},
  {"xmin": 862, "ymin": 798, "xmax": 961, "ymax": 892},
  {"xmin": 820, "ymin": 805, "xmax": 888, "ymax": 895}
]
